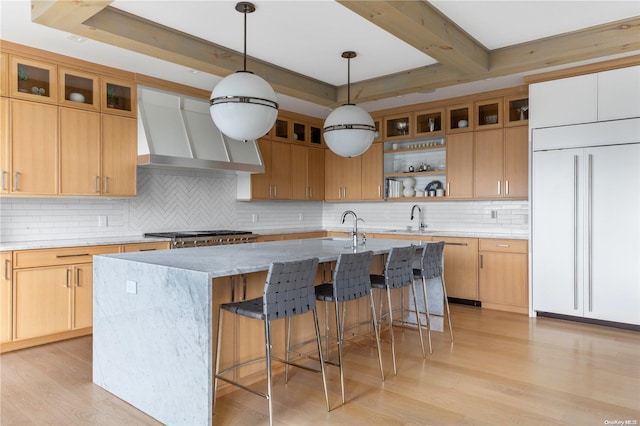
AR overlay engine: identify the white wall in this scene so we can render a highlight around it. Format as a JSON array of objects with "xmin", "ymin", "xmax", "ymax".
[{"xmin": 0, "ymin": 168, "xmax": 527, "ymax": 243}]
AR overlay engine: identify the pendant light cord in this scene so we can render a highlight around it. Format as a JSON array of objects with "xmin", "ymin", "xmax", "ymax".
[
  {"xmin": 347, "ymin": 56, "xmax": 351, "ymax": 105},
  {"xmin": 243, "ymin": 7, "xmax": 247, "ymax": 72}
]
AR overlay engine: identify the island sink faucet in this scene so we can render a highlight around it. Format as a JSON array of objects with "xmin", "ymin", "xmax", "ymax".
[
  {"xmin": 410, "ymin": 204, "xmax": 426, "ymax": 231},
  {"xmin": 341, "ymin": 210, "xmax": 360, "ymax": 246}
]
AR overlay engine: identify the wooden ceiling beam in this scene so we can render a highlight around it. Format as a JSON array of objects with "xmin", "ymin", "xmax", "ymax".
[
  {"xmin": 32, "ymin": 2, "xmax": 337, "ymax": 106},
  {"xmin": 340, "ymin": 16, "xmax": 640, "ymax": 105},
  {"xmin": 338, "ymin": 0, "xmax": 490, "ymax": 74}
]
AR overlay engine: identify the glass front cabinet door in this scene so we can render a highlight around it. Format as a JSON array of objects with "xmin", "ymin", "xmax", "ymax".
[
  {"xmin": 59, "ymin": 68, "xmax": 100, "ymax": 111},
  {"xmin": 10, "ymin": 56, "xmax": 58, "ymax": 104},
  {"xmin": 101, "ymin": 77, "xmax": 136, "ymax": 117}
]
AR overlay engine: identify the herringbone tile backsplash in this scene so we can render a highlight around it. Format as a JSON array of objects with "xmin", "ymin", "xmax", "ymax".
[{"xmin": 0, "ymin": 168, "xmax": 527, "ymax": 243}]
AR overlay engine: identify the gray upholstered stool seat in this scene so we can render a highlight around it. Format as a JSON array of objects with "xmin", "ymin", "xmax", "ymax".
[
  {"xmin": 313, "ymin": 250, "xmax": 384, "ymax": 407},
  {"xmin": 414, "ymin": 241, "xmax": 453, "ymax": 341},
  {"xmin": 213, "ymin": 257, "xmax": 329, "ymax": 426},
  {"xmin": 370, "ymin": 244, "xmax": 430, "ymax": 375}
]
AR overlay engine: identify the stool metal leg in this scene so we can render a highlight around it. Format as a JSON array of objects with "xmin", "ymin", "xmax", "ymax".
[
  {"xmin": 420, "ymin": 276, "xmax": 433, "ymax": 354},
  {"xmin": 385, "ymin": 286, "xmax": 397, "ymax": 375},
  {"xmin": 213, "ymin": 308, "xmax": 225, "ymax": 415},
  {"xmin": 334, "ymin": 300, "xmax": 345, "ymax": 404},
  {"xmin": 264, "ymin": 318, "xmax": 273, "ymax": 426},
  {"xmin": 409, "ymin": 280, "xmax": 426, "ymax": 358},
  {"xmin": 441, "ymin": 275, "xmax": 454, "ymax": 342},
  {"xmin": 369, "ymin": 292, "xmax": 385, "ymax": 382},
  {"xmin": 312, "ymin": 307, "xmax": 330, "ymax": 411}
]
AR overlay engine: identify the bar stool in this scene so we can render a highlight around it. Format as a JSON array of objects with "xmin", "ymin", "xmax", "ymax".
[
  {"xmin": 370, "ymin": 245, "xmax": 428, "ymax": 376},
  {"xmin": 313, "ymin": 250, "xmax": 384, "ymax": 406},
  {"xmin": 213, "ymin": 258, "xmax": 329, "ymax": 426},
  {"xmin": 414, "ymin": 241, "xmax": 453, "ymax": 341}
]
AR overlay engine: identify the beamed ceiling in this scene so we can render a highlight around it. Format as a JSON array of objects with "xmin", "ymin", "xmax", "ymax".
[{"xmin": 14, "ymin": 1, "xmax": 640, "ymax": 112}]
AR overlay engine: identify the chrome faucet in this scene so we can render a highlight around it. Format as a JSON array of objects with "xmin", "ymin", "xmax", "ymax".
[
  {"xmin": 341, "ymin": 210, "xmax": 359, "ymax": 246},
  {"xmin": 410, "ymin": 204, "xmax": 426, "ymax": 231}
]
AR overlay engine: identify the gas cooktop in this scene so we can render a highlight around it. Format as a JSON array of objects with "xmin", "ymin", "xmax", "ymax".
[{"xmin": 144, "ymin": 230, "xmax": 252, "ymax": 238}]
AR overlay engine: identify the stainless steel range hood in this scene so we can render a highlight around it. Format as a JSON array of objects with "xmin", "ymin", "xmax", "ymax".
[{"xmin": 137, "ymin": 86, "xmax": 265, "ymax": 173}]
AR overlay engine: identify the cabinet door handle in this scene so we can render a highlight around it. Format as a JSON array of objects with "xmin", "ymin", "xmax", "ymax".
[
  {"xmin": 76, "ymin": 268, "xmax": 81, "ymax": 287},
  {"xmin": 505, "ymin": 180, "xmax": 510, "ymax": 195},
  {"xmin": 56, "ymin": 253, "xmax": 90, "ymax": 258},
  {"xmin": 66, "ymin": 268, "xmax": 71, "ymax": 288},
  {"xmin": 95, "ymin": 176, "xmax": 100, "ymax": 193},
  {"xmin": 3, "ymin": 259, "xmax": 9, "ymax": 280},
  {"xmin": 573, "ymin": 155, "xmax": 579, "ymax": 310},
  {"xmin": 13, "ymin": 172, "xmax": 19, "ymax": 191},
  {"xmin": 309, "ymin": 186, "xmax": 312, "ymax": 199},
  {"xmin": 1, "ymin": 171, "xmax": 6, "ymax": 190},
  {"xmin": 587, "ymin": 153, "xmax": 593, "ymax": 312},
  {"xmin": 495, "ymin": 244, "xmax": 510, "ymax": 248},
  {"xmin": 497, "ymin": 180, "xmax": 501, "ymax": 195},
  {"xmin": 480, "ymin": 254, "xmax": 483, "ymax": 269},
  {"xmin": 103, "ymin": 176, "xmax": 109, "ymax": 193},
  {"xmin": 274, "ymin": 185, "xmax": 277, "ymax": 199},
  {"xmin": 445, "ymin": 242, "xmax": 468, "ymax": 247},
  {"xmin": 446, "ymin": 182, "xmax": 450, "ymax": 196},
  {"xmin": 378, "ymin": 185, "xmax": 381, "ymax": 198}
]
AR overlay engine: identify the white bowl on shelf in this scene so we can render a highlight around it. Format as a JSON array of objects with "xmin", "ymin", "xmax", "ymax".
[{"xmin": 69, "ymin": 92, "xmax": 85, "ymax": 103}]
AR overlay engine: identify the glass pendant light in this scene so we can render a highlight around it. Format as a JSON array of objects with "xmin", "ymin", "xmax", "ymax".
[
  {"xmin": 210, "ymin": 2, "xmax": 278, "ymax": 142},
  {"xmin": 323, "ymin": 51, "xmax": 375, "ymax": 158}
]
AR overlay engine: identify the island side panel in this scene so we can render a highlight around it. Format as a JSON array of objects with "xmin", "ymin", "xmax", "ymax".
[{"xmin": 93, "ymin": 256, "xmax": 213, "ymax": 426}]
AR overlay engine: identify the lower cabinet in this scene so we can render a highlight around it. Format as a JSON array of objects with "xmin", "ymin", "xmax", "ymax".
[
  {"xmin": 2, "ymin": 244, "xmax": 121, "ymax": 353},
  {"xmin": 122, "ymin": 241, "xmax": 170, "ymax": 252},
  {"xmin": 438, "ymin": 237, "xmax": 479, "ymax": 301},
  {"xmin": 479, "ymin": 239, "xmax": 528, "ymax": 314},
  {"xmin": 1, "ymin": 251, "xmax": 11, "ymax": 344}
]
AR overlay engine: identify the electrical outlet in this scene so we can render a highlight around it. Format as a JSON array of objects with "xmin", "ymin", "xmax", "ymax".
[
  {"xmin": 491, "ymin": 210, "xmax": 498, "ymax": 220},
  {"xmin": 126, "ymin": 280, "xmax": 137, "ymax": 294},
  {"xmin": 98, "ymin": 215, "xmax": 108, "ymax": 227},
  {"xmin": 298, "ymin": 213, "xmax": 304, "ymax": 221},
  {"xmin": 252, "ymin": 213, "xmax": 258, "ymax": 223}
]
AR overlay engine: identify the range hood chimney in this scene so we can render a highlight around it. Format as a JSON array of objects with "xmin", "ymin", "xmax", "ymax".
[{"xmin": 137, "ymin": 86, "xmax": 265, "ymax": 173}]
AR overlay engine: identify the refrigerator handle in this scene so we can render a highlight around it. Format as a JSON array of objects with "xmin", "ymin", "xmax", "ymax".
[
  {"xmin": 588, "ymin": 153, "xmax": 593, "ymax": 312},
  {"xmin": 573, "ymin": 155, "xmax": 579, "ymax": 310}
]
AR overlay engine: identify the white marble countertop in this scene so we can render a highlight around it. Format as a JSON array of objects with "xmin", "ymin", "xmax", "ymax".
[{"xmin": 99, "ymin": 237, "xmax": 426, "ymax": 278}]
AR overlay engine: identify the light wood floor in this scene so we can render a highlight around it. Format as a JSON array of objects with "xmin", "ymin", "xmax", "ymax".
[{"xmin": 2, "ymin": 305, "xmax": 639, "ymax": 425}]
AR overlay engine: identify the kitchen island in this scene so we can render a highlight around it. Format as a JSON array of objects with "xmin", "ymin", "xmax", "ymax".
[{"xmin": 92, "ymin": 237, "xmax": 443, "ymax": 425}]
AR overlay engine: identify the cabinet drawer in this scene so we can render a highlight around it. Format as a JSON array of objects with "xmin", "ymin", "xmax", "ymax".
[
  {"xmin": 479, "ymin": 239, "xmax": 527, "ymax": 253},
  {"xmin": 13, "ymin": 245, "xmax": 121, "ymax": 269},
  {"xmin": 122, "ymin": 242, "xmax": 170, "ymax": 252}
]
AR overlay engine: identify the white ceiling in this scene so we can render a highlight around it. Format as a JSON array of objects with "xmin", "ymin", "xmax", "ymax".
[{"xmin": 2, "ymin": 1, "xmax": 639, "ymax": 118}]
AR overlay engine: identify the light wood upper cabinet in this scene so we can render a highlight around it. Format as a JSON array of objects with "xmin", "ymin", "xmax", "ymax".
[
  {"xmin": 474, "ymin": 98, "xmax": 503, "ymax": 131},
  {"xmin": 0, "ymin": 52, "xmax": 8, "ymax": 97},
  {"xmin": 446, "ymin": 102, "xmax": 473, "ymax": 134},
  {"xmin": 0, "ymin": 251, "xmax": 11, "ymax": 344},
  {"xmin": 59, "ymin": 67, "xmax": 100, "ymax": 111},
  {"xmin": 446, "ymin": 132, "xmax": 473, "ymax": 198},
  {"xmin": 474, "ymin": 128, "xmax": 528, "ymax": 199},
  {"xmin": 361, "ymin": 143, "xmax": 383, "ymax": 200},
  {"xmin": 291, "ymin": 145, "xmax": 324, "ymax": 200},
  {"xmin": 324, "ymin": 149, "xmax": 362, "ymax": 201},
  {"xmin": 415, "ymin": 107, "xmax": 445, "ymax": 138},
  {"xmin": 479, "ymin": 239, "xmax": 528, "ymax": 314},
  {"xmin": 10, "ymin": 99, "xmax": 58, "ymax": 195},
  {"xmin": 474, "ymin": 129, "xmax": 504, "ymax": 198},
  {"xmin": 101, "ymin": 77, "xmax": 136, "ymax": 117},
  {"xmin": 504, "ymin": 94, "xmax": 529, "ymax": 127},
  {"xmin": 384, "ymin": 112, "xmax": 413, "ymax": 140},
  {"xmin": 59, "ymin": 108, "xmax": 101, "ymax": 195},
  {"xmin": 251, "ymin": 139, "xmax": 291, "ymax": 200},
  {"xmin": 9, "ymin": 56, "xmax": 57, "ymax": 104},
  {"xmin": 0, "ymin": 97, "xmax": 9, "ymax": 194},
  {"xmin": 101, "ymin": 114, "xmax": 137, "ymax": 196},
  {"xmin": 503, "ymin": 126, "xmax": 528, "ymax": 198}
]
